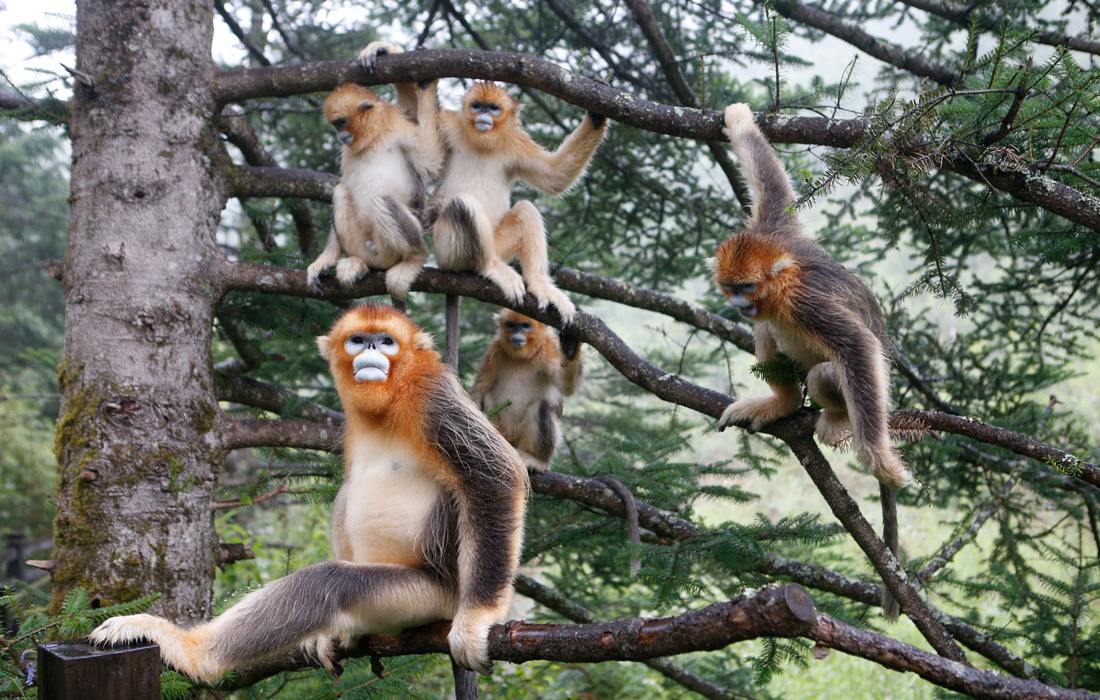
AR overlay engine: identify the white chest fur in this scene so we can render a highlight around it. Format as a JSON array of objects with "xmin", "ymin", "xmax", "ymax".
[
  {"xmin": 769, "ymin": 320, "xmax": 829, "ymax": 368},
  {"xmin": 343, "ymin": 140, "xmax": 413, "ymax": 203},
  {"xmin": 336, "ymin": 429, "xmax": 442, "ymax": 566}
]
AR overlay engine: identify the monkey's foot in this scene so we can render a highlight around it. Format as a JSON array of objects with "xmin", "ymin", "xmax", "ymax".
[
  {"xmin": 447, "ymin": 608, "xmax": 494, "ymax": 674},
  {"xmin": 483, "ymin": 263, "xmax": 527, "ymax": 306},
  {"xmin": 335, "ymin": 257, "xmax": 368, "ymax": 286},
  {"xmin": 723, "ymin": 103, "xmax": 756, "ymax": 141},
  {"xmin": 300, "ymin": 632, "xmax": 341, "ymax": 676},
  {"xmin": 815, "ymin": 411, "xmax": 852, "ymax": 447},
  {"xmin": 385, "ymin": 263, "xmax": 422, "ymax": 300},
  {"xmin": 527, "ymin": 280, "xmax": 576, "ymax": 325},
  {"xmin": 716, "ymin": 395, "xmax": 796, "ymax": 432},
  {"xmin": 357, "ymin": 41, "xmax": 403, "ymax": 71},
  {"xmin": 307, "ymin": 262, "xmax": 334, "ymax": 293},
  {"xmin": 90, "ymin": 614, "xmax": 223, "ymax": 683}
]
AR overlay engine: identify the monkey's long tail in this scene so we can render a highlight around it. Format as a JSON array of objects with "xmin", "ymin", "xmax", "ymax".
[
  {"xmin": 444, "ymin": 294, "xmax": 461, "ymax": 369},
  {"xmin": 880, "ymin": 483, "xmax": 902, "ymax": 621},
  {"xmin": 89, "ymin": 562, "xmax": 449, "ymax": 684},
  {"xmin": 595, "ymin": 476, "xmax": 641, "ymax": 576}
]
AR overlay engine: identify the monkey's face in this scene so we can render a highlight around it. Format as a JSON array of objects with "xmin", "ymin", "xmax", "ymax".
[
  {"xmin": 318, "ymin": 305, "xmax": 435, "ymax": 415},
  {"xmin": 461, "ymin": 83, "xmax": 518, "ymax": 142},
  {"xmin": 323, "ymin": 84, "xmax": 390, "ymax": 153},
  {"xmin": 496, "ymin": 311, "xmax": 549, "ymax": 360},
  {"xmin": 710, "ymin": 234, "xmax": 798, "ymax": 322}
]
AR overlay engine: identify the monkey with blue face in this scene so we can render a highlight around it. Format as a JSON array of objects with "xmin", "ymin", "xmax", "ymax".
[{"xmin": 472, "ymin": 310, "xmax": 583, "ymax": 472}]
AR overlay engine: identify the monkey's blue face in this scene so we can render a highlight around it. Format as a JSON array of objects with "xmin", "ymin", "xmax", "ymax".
[
  {"xmin": 470, "ymin": 101, "xmax": 502, "ymax": 132},
  {"xmin": 721, "ymin": 283, "xmax": 759, "ymax": 319},
  {"xmin": 505, "ymin": 320, "xmax": 532, "ymax": 348},
  {"xmin": 345, "ymin": 332, "xmax": 400, "ymax": 382}
]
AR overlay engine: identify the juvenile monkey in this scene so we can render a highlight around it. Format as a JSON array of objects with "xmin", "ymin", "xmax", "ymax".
[
  {"xmin": 91, "ymin": 305, "xmax": 527, "ymax": 680},
  {"xmin": 711, "ymin": 104, "xmax": 910, "ymax": 616},
  {"xmin": 306, "ymin": 43, "xmax": 443, "ymax": 300},
  {"xmin": 471, "ymin": 310, "xmax": 583, "ymax": 472},
  {"xmin": 431, "ymin": 81, "xmax": 608, "ymax": 325}
]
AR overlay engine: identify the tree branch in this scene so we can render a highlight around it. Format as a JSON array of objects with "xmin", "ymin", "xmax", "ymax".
[
  {"xmin": 230, "ymin": 164, "xmax": 336, "ymax": 202},
  {"xmin": 896, "ymin": 0, "xmax": 1100, "ymax": 56},
  {"xmin": 215, "ymin": 372, "xmax": 344, "ymax": 427},
  {"xmin": 625, "ymin": 0, "xmax": 753, "ymax": 210},
  {"xmin": 221, "ymin": 584, "xmax": 1090, "ymax": 698},
  {"xmin": 514, "ymin": 575, "xmax": 743, "ymax": 700},
  {"xmin": 770, "ymin": 0, "xmax": 958, "ymax": 86},
  {"xmin": 218, "ymin": 416, "xmax": 340, "ymax": 452}
]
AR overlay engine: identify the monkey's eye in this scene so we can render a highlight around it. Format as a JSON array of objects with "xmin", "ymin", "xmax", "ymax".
[
  {"xmin": 741, "ymin": 283, "xmax": 757, "ymax": 295},
  {"xmin": 519, "ymin": 322, "xmax": 531, "ymax": 330},
  {"xmin": 487, "ymin": 105, "xmax": 502, "ymax": 116},
  {"xmin": 330, "ymin": 118, "xmax": 347, "ymax": 130},
  {"xmin": 377, "ymin": 334, "xmax": 400, "ymax": 357},
  {"xmin": 357, "ymin": 100, "xmax": 374, "ymax": 112},
  {"xmin": 345, "ymin": 335, "xmax": 367, "ymax": 354}
]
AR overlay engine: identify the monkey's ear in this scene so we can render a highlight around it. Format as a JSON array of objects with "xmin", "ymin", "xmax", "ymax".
[
  {"xmin": 316, "ymin": 335, "xmax": 332, "ymax": 360},
  {"xmin": 770, "ymin": 255, "xmax": 795, "ymax": 275},
  {"xmin": 414, "ymin": 331, "xmax": 435, "ymax": 350},
  {"xmin": 704, "ymin": 256, "xmax": 718, "ymax": 274}
]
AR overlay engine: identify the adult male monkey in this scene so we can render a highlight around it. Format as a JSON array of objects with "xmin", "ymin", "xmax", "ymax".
[
  {"xmin": 91, "ymin": 306, "xmax": 527, "ymax": 681},
  {"xmin": 306, "ymin": 42, "xmax": 443, "ymax": 301},
  {"xmin": 711, "ymin": 103, "xmax": 910, "ymax": 618},
  {"xmin": 431, "ymin": 80, "xmax": 608, "ymax": 325}
]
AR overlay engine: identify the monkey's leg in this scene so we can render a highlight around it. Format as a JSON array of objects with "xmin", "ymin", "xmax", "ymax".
[
  {"xmin": 806, "ymin": 362, "xmax": 851, "ymax": 446},
  {"xmin": 433, "ymin": 196, "xmax": 526, "ymax": 304},
  {"xmin": 89, "ymin": 562, "xmax": 455, "ymax": 684},
  {"xmin": 497, "ymin": 201, "xmax": 576, "ymax": 324},
  {"xmin": 364, "ymin": 195, "xmax": 428, "ymax": 300}
]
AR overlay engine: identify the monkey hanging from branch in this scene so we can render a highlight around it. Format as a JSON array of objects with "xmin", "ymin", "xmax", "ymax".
[
  {"xmin": 710, "ymin": 103, "xmax": 911, "ymax": 619},
  {"xmin": 306, "ymin": 42, "xmax": 444, "ymax": 302},
  {"xmin": 91, "ymin": 305, "xmax": 527, "ymax": 681},
  {"xmin": 430, "ymin": 80, "xmax": 608, "ymax": 326}
]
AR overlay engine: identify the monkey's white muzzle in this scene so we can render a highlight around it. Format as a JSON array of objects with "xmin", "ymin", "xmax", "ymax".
[
  {"xmin": 353, "ymin": 350, "xmax": 390, "ymax": 382},
  {"xmin": 474, "ymin": 114, "xmax": 494, "ymax": 132},
  {"xmin": 510, "ymin": 333, "xmax": 527, "ymax": 348},
  {"xmin": 337, "ymin": 131, "xmax": 354, "ymax": 145}
]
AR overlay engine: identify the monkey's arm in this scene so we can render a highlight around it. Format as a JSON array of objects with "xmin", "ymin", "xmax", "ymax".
[
  {"xmin": 512, "ymin": 113, "xmax": 607, "ymax": 195},
  {"xmin": 559, "ymin": 331, "xmax": 583, "ymax": 396},
  {"xmin": 306, "ymin": 224, "xmax": 343, "ymax": 292},
  {"xmin": 470, "ymin": 344, "xmax": 502, "ymax": 409},
  {"xmin": 406, "ymin": 80, "xmax": 444, "ymax": 177},
  {"xmin": 722, "ymin": 104, "xmax": 797, "ymax": 232},
  {"xmin": 717, "ymin": 322, "xmax": 802, "ymax": 431},
  {"xmin": 423, "ymin": 373, "xmax": 527, "ymax": 672},
  {"xmin": 358, "ymin": 42, "xmax": 418, "ymax": 119}
]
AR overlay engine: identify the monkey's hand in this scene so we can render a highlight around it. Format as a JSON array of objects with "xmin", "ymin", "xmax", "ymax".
[
  {"xmin": 306, "ymin": 260, "xmax": 334, "ymax": 294},
  {"xmin": 447, "ymin": 608, "xmax": 494, "ymax": 674},
  {"xmin": 358, "ymin": 41, "xmax": 403, "ymax": 71},
  {"xmin": 722, "ymin": 103, "xmax": 757, "ymax": 142},
  {"xmin": 586, "ymin": 111, "xmax": 608, "ymax": 129},
  {"xmin": 559, "ymin": 330, "xmax": 581, "ymax": 360}
]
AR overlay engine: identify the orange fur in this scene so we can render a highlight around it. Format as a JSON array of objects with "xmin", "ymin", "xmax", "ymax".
[
  {"xmin": 323, "ymin": 84, "xmax": 402, "ymax": 155},
  {"xmin": 712, "ymin": 234, "xmax": 801, "ymax": 322}
]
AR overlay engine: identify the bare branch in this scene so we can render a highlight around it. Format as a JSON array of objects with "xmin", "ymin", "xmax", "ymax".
[
  {"xmin": 897, "ymin": 0, "xmax": 1100, "ymax": 56},
  {"xmin": 770, "ymin": 0, "xmax": 958, "ymax": 86},
  {"xmin": 625, "ymin": 0, "xmax": 753, "ymax": 209},
  {"xmin": 218, "ymin": 416, "xmax": 340, "ymax": 452},
  {"xmin": 215, "ymin": 372, "xmax": 344, "ymax": 427},
  {"xmin": 515, "ymin": 575, "xmax": 743, "ymax": 700},
  {"xmin": 230, "ymin": 164, "xmax": 336, "ymax": 202}
]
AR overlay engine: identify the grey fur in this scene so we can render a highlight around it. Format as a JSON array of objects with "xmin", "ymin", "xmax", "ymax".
[
  {"xmin": 533, "ymin": 400, "xmax": 557, "ymax": 462},
  {"xmin": 382, "ymin": 195, "xmax": 427, "ymax": 253},
  {"xmin": 437, "ymin": 200, "xmax": 483, "ymax": 270}
]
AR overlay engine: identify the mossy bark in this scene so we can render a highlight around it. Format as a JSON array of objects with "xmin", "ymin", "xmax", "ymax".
[{"xmin": 52, "ymin": 0, "xmax": 227, "ymax": 618}]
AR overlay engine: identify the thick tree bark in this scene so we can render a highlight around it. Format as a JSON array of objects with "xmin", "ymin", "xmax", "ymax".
[{"xmin": 53, "ymin": 0, "xmax": 224, "ymax": 617}]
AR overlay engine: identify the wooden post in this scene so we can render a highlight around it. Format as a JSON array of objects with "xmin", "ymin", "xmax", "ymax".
[{"xmin": 38, "ymin": 641, "xmax": 160, "ymax": 700}]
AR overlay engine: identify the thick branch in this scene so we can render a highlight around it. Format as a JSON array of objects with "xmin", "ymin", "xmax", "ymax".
[
  {"xmin": 215, "ymin": 372, "xmax": 344, "ymax": 427},
  {"xmin": 771, "ymin": 0, "xmax": 958, "ymax": 86},
  {"xmin": 218, "ymin": 416, "xmax": 340, "ymax": 452},
  {"xmin": 223, "ymin": 584, "xmax": 1088, "ymax": 698},
  {"xmin": 230, "ymin": 164, "xmax": 336, "ymax": 202},
  {"xmin": 626, "ymin": 0, "xmax": 753, "ymax": 209},
  {"xmin": 897, "ymin": 0, "xmax": 1100, "ymax": 56},
  {"xmin": 515, "ymin": 575, "xmax": 740, "ymax": 700}
]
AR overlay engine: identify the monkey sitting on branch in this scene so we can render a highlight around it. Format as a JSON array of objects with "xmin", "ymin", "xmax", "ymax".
[
  {"xmin": 430, "ymin": 80, "xmax": 608, "ymax": 326},
  {"xmin": 306, "ymin": 43, "xmax": 444, "ymax": 302},
  {"xmin": 472, "ymin": 310, "xmax": 583, "ymax": 472},
  {"xmin": 710, "ymin": 103, "xmax": 911, "ymax": 618},
  {"xmin": 91, "ymin": 305, "xmax": 527, "ymax": 680}
]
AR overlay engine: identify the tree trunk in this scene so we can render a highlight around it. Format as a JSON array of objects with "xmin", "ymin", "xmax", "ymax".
[{"xmin": 52, "ymin": 0, "xmax": 225, "ymax": 618}]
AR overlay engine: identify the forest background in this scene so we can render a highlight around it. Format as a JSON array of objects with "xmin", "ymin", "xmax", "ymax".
[{"xmin": 1, "ymin": 0, "xmax": 1098, "ymax": 697}]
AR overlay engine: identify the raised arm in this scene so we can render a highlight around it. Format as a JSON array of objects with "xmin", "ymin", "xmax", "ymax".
[
  {"xmin": 511, "ymin": 112, "xmax": 608, "ymax": 195},
  {"xmin": 422, "ymin": 372, "xmax": 527, "ymax": 672},
  {"xmin": 722, "ymin": 104, "xmax": 798, "ymax": 233},
  {"xmin": 358, "ymin": 41, "xmax": 418, "ymax": 119}
]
